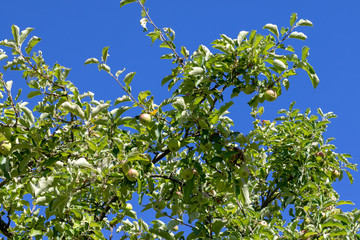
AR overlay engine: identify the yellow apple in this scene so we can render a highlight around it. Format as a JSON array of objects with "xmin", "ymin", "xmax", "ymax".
[
  {"xmin": 0, "ymin": 140, "xmax": 11, "ymax": 155},
  {"xmin": 264, "ymin": 89, "xmax": 277, "ymax": 102}
]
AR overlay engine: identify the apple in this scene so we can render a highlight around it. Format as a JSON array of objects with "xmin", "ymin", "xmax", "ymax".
[
  {"xmin": 126, "ymin": 168, "xmax": 139, "ymax": 181},
  {"xmin": 259, "ymin": 220, "xmax": 268, "ymax": 227},
  {"xmin": 239, "ymin": 165, "xmax": 250, "ymax": 179},
  {"xmin": 181, "ymin": 168, "xmax": 194, "ymax": 180},
  {"xmin": 124, "ymin": 203, "xmax": 133, "ymax": 210},
  {"xmin": 0, "ymin": 141, "xmax": 11, "ymax": 155},
  {"xmin": 332, "ymin": 169, "xmax": 340, "ymax": 178},
  {"xmin": 316, "ymin": 151, "xmax": 325, "ymax": 158},
  {"xmin": 243, "ymin": 85, "xmax": 256, "ymax": 95},
  {"xmin": 172, "ymin": 225, "xmax": 179, "ymax": 231},
  {"xmin": 168, "ymin": 139, "xmax": 181, "ymax": 152},
  {"xmin": 139, "ymin": 113, "xmax": 152, "ymax": 125},
  {"xmin": 264, "ymin": 89, "xmax": 277, "ymax": 102}
]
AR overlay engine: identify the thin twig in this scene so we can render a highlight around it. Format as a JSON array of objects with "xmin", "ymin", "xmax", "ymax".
[
  {"xmin": 136, "ymin": 0, "xmax": 182, "ymax": 63},
  {"xmin": 149, "ymin": 174, "xmax": 184, "ymax": 186}
]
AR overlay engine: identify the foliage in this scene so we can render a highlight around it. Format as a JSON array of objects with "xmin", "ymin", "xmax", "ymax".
[{"xmin": 0, "ymin": 0, "xmax": 357, "ymax": 239}]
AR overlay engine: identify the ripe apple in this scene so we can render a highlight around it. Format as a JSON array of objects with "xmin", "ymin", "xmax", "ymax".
[
  {"xmin": 259, "ymin": 220, "xmax": 268, "ymax": 227},
  {"xmin": 168, "ymin": 139, "xmax": 181, "ymax": 152},
  {"xmin": 264, "ymin": 89, "xmax": 277, "ymax": 102},
  {"xmin": 332, "ymin": 169, "xmax": 340, "ymax": 178},
  {"xmin": 181, "ymin": 168, "xmax": 194, "ymax": 180},
  {"xmin": 124, "ymin": 203, "xmax": 133, "ymax": 210},
  {"xmin": 139, "ymin": 113, "xmax": 152, "ymax": 125},
  {"xmin": 239, "ymin": 165, "xmax": 250, "ymax": 179},
  {"xmin": 316, "ymin": 151, "xmax": 325, "ymax": 158},
  {"xmin": 0, "ymin": 141, "xmax": 11, "ymax": 155},
  {"xmin": 126, "ymin": 169, "xmax": 139, "ymax": 182}
]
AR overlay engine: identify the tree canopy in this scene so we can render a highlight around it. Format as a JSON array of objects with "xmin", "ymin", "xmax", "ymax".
[{"xmin": 0, "ymin": 0, "xmax": 358, "ymax": 239}]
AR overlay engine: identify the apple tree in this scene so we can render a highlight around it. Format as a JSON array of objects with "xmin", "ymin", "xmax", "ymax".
[{"xmin": 0, "ymin": 0, "xmax": 358, "ymax": 239}]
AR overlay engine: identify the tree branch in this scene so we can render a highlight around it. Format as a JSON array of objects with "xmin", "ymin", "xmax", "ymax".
[
  {"xmin": 95, "ymin": 196, "xmax": 119, "ymax": 222},
  {"xmin": 0, "ymin": 217, "xmax": 12, "ymax": 238}
]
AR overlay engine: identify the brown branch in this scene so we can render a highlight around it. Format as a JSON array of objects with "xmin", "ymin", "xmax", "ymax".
[
  {"xmin": 152, "ymin": 149, "xmax": 170, "ymax": 164},
  {"xmin": 149, "ymin": 174, "xmax": 184, "ymax": 186},
  {"xmin": 0, "ymin": 217, "xmax": 12, "ymax": 238},
  {"xmin": 95, "ymin": 196, "xmax": 119, "ymax": 222}
]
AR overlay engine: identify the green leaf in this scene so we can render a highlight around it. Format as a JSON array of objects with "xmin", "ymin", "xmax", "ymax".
[
  {"xmin": 0, "ymin": 51, "xmax": 7, "ymax": 61},
  {"xmin": 19, "ymin": 27, "xmax": 34, "ymax": 45},
  {"xmin": 140, "ymin": 18, "xmax": 148, "ymax": 31},
  {"xmin": 237, "ymin": 31, "xmax": 249, "ymax": 45},
  {"xmin": 25, "ymin": 36, "xmax": 41, "ymax": 54},
  {"xmin": 337, "ymin": 200, "xmax": 355, "ymax": 206},
  {"xmin": 290, "ymin": 13, "xmax": 298, "ymax": 27},
  {"xmin": 60, "ymin": 102, "xmax": 85, "ymax": 119},
  {"xmin": 189, "ymin": 67, "xmax": 204, "ymax": 76},
  {"xmin": 123, "ymin": 72, "xmax": 136, "ymax": 87},
  {"xmin": 289, "ymin": 31, "xmax": 307, "ymax": 40},
  {"xmin": 181, "ymin": 46, "xmax": 189, "ymax": 58},
  {"xmin": 114, "ymin": 95, "xmax": 132, "ymax": 105},
  {"xmin": 273, "ymin": 59, "xmax": 287, "ymax": 70},
  {"xmin": 282, "ymin": 78, "xmax": 289, "ymax": 90},
  {"xmin": 102, "ymin": 46, "xmax": 109, "ymax": 63},
  {"xmin": 263, "ymin": 23, "xmax": 279, "ymax": 38},
  {"xmin": 20, "ymin": 105, "xmax": 35, "ymax": 125},
  {"xmin": 309, "ymin": 73, "xmax": 319, "ymax": 89},
  {"xmin": 149, "ymin": 228, "xmax": 175, "ymax": 240},
  {"xmin": 98, "ymin": 63, "xmax": 111, "ymax": 73},
  {"xmin": 344, "ymin": 169, "xmax": 354, "ymax": 184},
  {"xmin": 27, "ymin": 91, "xmax": 42, "ymax": 99},
  {"xmin": 301, "ymin": 46, "xmax": 310, "ymax": 61},
  {"xmin": 29, "ymin": 229, "xmax": 43, "ymax": 237},
  {"xmin": 11, "ymin": 25, "xmax": 20, "ymax": 46},
  {"xmin": 116, "ymin": 68, "xmax": 126, "ymax": 77},
  {"xmin": 297, "ymin": 19, "xmax": 313, "ymax": 27},
  {"xmin": 72, "ymin": 157, "xmax": 93, "ymax": 169},
  {"xmin": 120, "ymin": 0, "xmax": 136, "ymax": 7},
  {"xmin": 84, "ymin": 58, "xmax": 99, "ymax": 65},
  {"xmin": 212, "ymin": 219, "xmax": 226, "ymax": 235},
  {"xmin": 91, "ymin": 103, "xmax": 110, "ymax": 118}
]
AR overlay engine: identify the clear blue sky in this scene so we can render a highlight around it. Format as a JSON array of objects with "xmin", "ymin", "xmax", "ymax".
[{"xmin": 0, "ymin": 0, "xmax": 359, "ymax": 238}]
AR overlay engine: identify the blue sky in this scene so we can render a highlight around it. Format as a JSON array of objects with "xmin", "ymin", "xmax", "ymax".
[{"xmin": 1, "ymin": 0, "xmax": 359, "ymax": 238}]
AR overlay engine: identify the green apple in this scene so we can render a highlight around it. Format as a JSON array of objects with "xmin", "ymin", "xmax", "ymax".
[
  {"xmin": 239, "ymin": 165, "xmax": 249, "ymax": 179},
  {"xmin": 181, "ymin": 168, "xmax": 194, "ymax": 180},
  {"xmin": 126, "ymin": 168, "xmax": 139, "ymax": 182},
  {"xmin": 168, "ymin": 139, "xmax": 181, "ymax": 152},
  {"xmin": 264, "ymin": 89, "xmax": 277, "ymax": 102},
  {"xmin": 124, "ymin": 203, "xmax": 133, "ymax": 210},
  {"xmin": 139, "ymin": 113, "xmax": 152, "ymax": 125},
  {"xmin": 0, "ymin": 140, "xmax": 11, "ymax": 155}
]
